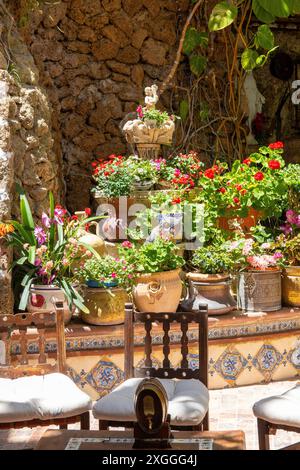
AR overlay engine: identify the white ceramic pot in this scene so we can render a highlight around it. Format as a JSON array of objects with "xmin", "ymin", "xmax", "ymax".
[{"xmin": 27, "ymin": 285, "xmax": 74, "ymax": 324}]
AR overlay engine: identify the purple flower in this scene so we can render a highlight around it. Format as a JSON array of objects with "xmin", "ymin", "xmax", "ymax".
[
  {"xmin": 42, "ymin": 212, "xmax": 51, "ymax": 228},
  {"xmin": 280, "ymin": 223, "xmax": 293, "ymax": 236},
  {"xmin": 34, "ymin": 226, "xmax": 47, "ymax": 245},
  {"xmin": 54, "ymin": 205, "xmax": 66, "ymax": 225}
]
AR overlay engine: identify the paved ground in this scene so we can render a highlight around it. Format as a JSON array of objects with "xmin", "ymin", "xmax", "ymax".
[{"xmin": 1, "ymin": 380, "xmax": 300, "ymax": 450}]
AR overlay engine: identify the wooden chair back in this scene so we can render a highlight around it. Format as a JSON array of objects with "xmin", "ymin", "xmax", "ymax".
[
  {"xmin": 124, "ymin": 303, "xmax": 208, "ymax": 387},
  {"xmin": 0, "ymin": 301, "xmax": 66, "ymax": 379}
]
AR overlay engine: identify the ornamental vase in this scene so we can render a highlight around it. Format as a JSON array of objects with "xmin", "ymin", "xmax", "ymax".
[
  {"xmin": 81, "ymin": 287, "xmax": 128, "ymax": 325},
  {"xmin": 282, "ymin": 266, "xmax": 300, "ymax": 307},
  {"xmin": 237, "ymin": 270, "xmax": 282, "ymax": 312},
  {"xmin": 133, "ymin": 269, "xmax": 182, "ymax": 313},
  {"xmin": 180, "ymin": 273, "xmax": 236, "ymax": 316},
  {"xmin": 218, "ymin": 208, "xmax": 264, "ymax": 235}
]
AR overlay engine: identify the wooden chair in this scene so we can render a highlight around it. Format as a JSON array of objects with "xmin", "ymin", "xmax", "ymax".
[
  {"xmin": 0, "ymin": 301, "xmax": 91, "ymax": 430},
  {"xmin": 253, "ymin": 383, "xmax": 300, "ymax": 450},
  {"xmin": 92, "ymin": 302, "xmax": 209, "ymax": 431}
]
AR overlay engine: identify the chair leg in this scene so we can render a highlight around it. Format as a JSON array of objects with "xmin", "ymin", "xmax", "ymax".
[
  {"xmin": 257, "ymin": 418, "xmax": 270, "ymax": 450},
  {"xmin": 99, "ymin": 420, "xmax": 109, "ymax": 430},
  {"xmin": 80, "ymin": 412, "xmax": 90, "ymax": 430},
  {"xmin": 202, "ymin": 411, "xmax": 209, "ymax": 431}
]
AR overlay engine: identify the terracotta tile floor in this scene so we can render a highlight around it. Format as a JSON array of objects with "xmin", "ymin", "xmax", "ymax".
[{"xmin": 1, "ymin": 380, "xmax": 300, "ymax": 450}]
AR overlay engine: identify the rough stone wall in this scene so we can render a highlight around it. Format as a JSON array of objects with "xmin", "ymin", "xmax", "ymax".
[{"xmin": 10, "ymin": 0, "xmax": 190, "ymax": 212}]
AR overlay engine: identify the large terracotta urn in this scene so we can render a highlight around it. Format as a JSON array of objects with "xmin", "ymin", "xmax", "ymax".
[
  {"xmin": 282, "ymin": 266, "xmax": 300, "ymax": 307},
  {"xmin": 133, "ymin": 269, "xmax": 182, "ymax": 313}
]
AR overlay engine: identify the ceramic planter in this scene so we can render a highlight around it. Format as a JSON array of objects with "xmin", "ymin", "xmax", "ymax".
[
  {"xmin": 133, "ymin": 269, "xmax": 182, "ymax": 313},
  {"xmin": 181, "ymin": 273, "xmax": 236, "ymax": 316},
  {"xmin": 81, "ymin": 287, "xmax": 128, "ymax": 325},
  {"xmin": 282, "ymin": 266, "xmax": 300, "ymax": 307},
  {"xmin": 237, "ymin": 270, "xmax": 282, "ymax": 312},
  {"xmin": 27, "ymin": 285, "xmax": 74, "ymax": 324},
  {"xmin": 218, "ymin": 208, "xmax": 263, "ymax": 234},
  {"xmin": 133, "ymin": 180, "xmax": 154, "ymax": 191}
]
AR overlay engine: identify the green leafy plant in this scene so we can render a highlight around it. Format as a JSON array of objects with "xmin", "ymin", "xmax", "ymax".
[
  {"xmin": 190, "ymin": 245, "xmax": 234, "ymax": 274},
  {"xmin": 77, "ymin": 255, "xmax": 135, "ymax": 289},
  {"xmin": 0, "ymin": 192, "xmax": 100, "ymax": 313},
  {"xmin": 142, "ymin": 108, "xmax": 171, "ymax": 127},
  {"xmin": 125, "ymin": 156, "xmax": 158, "ymax": 184},
  {"xmin": 119, "ymin": 238, "xmax": 185, "ymax": 274}
]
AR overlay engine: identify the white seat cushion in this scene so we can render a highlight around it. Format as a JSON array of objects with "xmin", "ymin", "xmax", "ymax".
[
  {"xmin": 0, "ymin": 373, "xmax": 92, "ymax": 423},
  {"xmin": 92, "ymin": 378, "xmax": 209, "ymax": 426},
  {"xmin": 253, "ymin": 383, "xmax": 300, "ymax": 428}
]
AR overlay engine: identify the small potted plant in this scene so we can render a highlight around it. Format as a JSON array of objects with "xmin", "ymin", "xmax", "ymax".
[
  {"xmin": 181, "ymin": 245, "xmax": 236, "ymax": 315},
  {"xmin": 275, "ymin": 209, "xmax": 300, "ymax": 307},
  {"xmin": 119, "ymin": 238, "xmax": 185, "ymax": 313},
  {"xmin": 125, "ymin": 155, "xmax": 158, "ymax": 191},
  {"xmin": 0, "ymin": 192, "xmax": 99, "ymax": 323},
  {"xmin": 77, "ymin": 255, "xmax": 135, "ymax": 325},
  {"xmin": 157, "ymin": 151, "xmax": 204, "ymax": 191},
  {"xmin": 226, "ymin": 238, "xmax": 284, "ymax": 312}
]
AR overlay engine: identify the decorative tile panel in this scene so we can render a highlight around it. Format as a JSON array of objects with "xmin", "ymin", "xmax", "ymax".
[
  {"xmin": 213, "ymin": 347, "xmax": 248, "ymax": 384},
  {"xmin": 252, "ymin": 344, "xmax": 283, "ymax": 381},
  {"xmin": 85, "ymin": 360, "xmax": 124, "ymax": 396}
]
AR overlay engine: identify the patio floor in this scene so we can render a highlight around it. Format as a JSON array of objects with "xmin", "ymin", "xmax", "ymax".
[{"xmin": 1, "ymin": 379, "xmax": 299, "ymax": 450}]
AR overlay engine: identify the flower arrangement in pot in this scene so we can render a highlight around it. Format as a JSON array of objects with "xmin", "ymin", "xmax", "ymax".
[
  {"xmin": 226, "ymin": 238, "xmax": 284, "ymax": 312},
  {"xmin": 181, "ymin": 245, "xmax": 236, "ymax": 315},
  {"xmin": 119, "ymin": 238, "xmax": 185, "ymax": 313},
  {"xmin": 198, "ymin": 142, "xmax": 287, "ymax": 234},
  {"xmin": 0, "ymin": 192, "xmax": 99, "ymax": 323},
  {"xmin": 91, "ymin": 154, "xmax": 134, "ymax": 199},
  {"xmin": 275, "ymin": 209, "xmax": 300, "ymax": 307},
  {"xmin": 125, "ymin": 155, "xmax": 158, "ymax": 191},
  {"xmin": 76, "ymin": 254, "xmax": 135, "ymax": 325}
]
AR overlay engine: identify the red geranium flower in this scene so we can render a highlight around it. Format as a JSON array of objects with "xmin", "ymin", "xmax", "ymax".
[
  {"xmin": 269, "ymin": 141, "xmax": 284, "ymax": 150},
  {"xmin": 204, "ymin": 168, "xmax": 215, "ymax": 179},
  {"xmin": 240, "ymin": 189, "xmax": 247, "ymax": 196},
  {"xmin": 235, "ymin": 184, "xmax": 243, "ymax": 191},
  {"xmin": 243, "ymin": 158, "xmax": 251, "ymax": 165},
  {"xmin": 85, "ymin": 208, "xmax": 92, "ymax": 217},
  {"xmin": 91, "ymin": 161, "xmax": 98, "ymax": 168},
  {"xmin": 254, "ymin": 172, "xmax": 264, "ymax": 181},
  {"xmin": 268, "ymin": 160, "xmax": 281, "ymax": 170},
  {"xmin": 218, "ymin": 187, "xmax": 226, "ymax": 194},
  {"xmin": 172, "ymin": 197, "xmax": 181, "ymax": 205},
  {"xmin": 233, "ymin": 197, "xmax": 240, "ymax": 205}
]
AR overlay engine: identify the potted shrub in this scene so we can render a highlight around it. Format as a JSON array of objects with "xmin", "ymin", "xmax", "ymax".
[
  {"xmin": 181, "ymin": 246, "xmax": 236, "ymax": 315},
  {"xmin": 120, "ymin": 238, "xmax": 185, "ymax": 313},
  {"xmin": 275, "ymin": 209, "xmax": 300, "ymax": 307},
  {"xmin": 226, "ymin": 238, "xmax": 284, "ymax": 312},
  {"xmin": 156, "ymin": 151, "xmax": 203, "ymax": 191},
  {"xmin": 0, "ymin": 192, "xmax": 99, "ymax": 323},
  {"xmin": 77, "ymin": 255, "xmax": 135, "ymax": 325}
]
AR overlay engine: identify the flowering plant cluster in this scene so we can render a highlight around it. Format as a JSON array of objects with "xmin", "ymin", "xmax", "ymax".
[
  {"xmin": 77, "ymin": 255, "xmax": 136, "ymax": 290},
  {"xmin": 1, "ymin": 192, "xmax": 98, "ymax": 312},
  {"xmin": 136, "ymin": 105, "xmax": 173, "ymax": 127},
  {"xmin": 196, "ymin": 143, "xmax": 287, "ymax": 220},
  {"xmin": 190, "ymin": 245, "xmax": 234, "ymax": 274},
  {"xmin": 273, "ymin": 210, "xmax": 300, "ymax": 266},
  {"xmin": 92, "ymin": 154, "xmax": 134, "ymax": 198},
  {"xmin": 158, "ymin": 151, "xmax": 204, "ymax": 190},
  {"xmin": 224, "ymin": 237, "xmax": 284, "ymax": 271},
  {"xmin": 119, "ymin": 238, "xmax": 185, "ymax": 274},
  {"xmin": 126, "ymin": 155, "xmax": 158, "ymax": 184}
]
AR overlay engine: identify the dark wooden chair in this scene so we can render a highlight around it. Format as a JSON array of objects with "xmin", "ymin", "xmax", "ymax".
[
  {"xmin": 0, "ymin": 302, "xmax": 91, "ymax": 430},
  {"xmin": 92, "ymin": 302, "xmax": 209, "ymax": 431}
]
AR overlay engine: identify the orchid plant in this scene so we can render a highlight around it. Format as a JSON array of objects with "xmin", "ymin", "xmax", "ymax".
[
  {"xmin": 0, "ymin": 192, "xmax": 100, "ymax": 312},
  {"xmin": 274, "ymin": 210, "xmax": 300, "ymax": 267}
]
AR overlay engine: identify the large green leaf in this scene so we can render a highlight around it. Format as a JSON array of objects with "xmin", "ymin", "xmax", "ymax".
[
  {"xmin": 256, "ymin": 0, "xmax": 292, "ymax": 17},
  {"xmin": 179, "ymin": 100, "xmax": 189, "ymax": 121},
  {"xmin": 241, "ymin": 49, "xmax": 259, "ymax": 71},
  {"xmin": 254, "ymin": 24, "xmax": 274, "ymax": 50},
  {"xmin": 28, "ymin": 245, "xmax": 36, "ymax": 265},
  {"xmin": 19, "ymin": 277, "xmax": 34, "ymax": 311},
  {"xmin": 189, "ymin": 55, "xmax": 207, "ymax": 76},
  {"xmin": 183, "ymin": 28, "xmax": 208, "ymax": 55},
  {"xmin": 48, "ymin": 191, "xmax": 55, "ymax": 252},
  {"xmin": 252, "ymin": 0, "xmax": 276, "ymax": 23},
  {"xmin": 20, "ymin": 194, "xmax": 35, "ymax": 245},
  {"xmin": 208, "ymin": 1, "xmax": 238, "ymax": 31},
  {"xmin": 9, "ymin": 220, "xmax": 33, "ymax": 245}
]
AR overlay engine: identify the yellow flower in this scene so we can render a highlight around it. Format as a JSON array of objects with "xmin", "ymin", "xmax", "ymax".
[{"xmin": 0, "ymin": 223, "xmax": 14, "ymax": 238}]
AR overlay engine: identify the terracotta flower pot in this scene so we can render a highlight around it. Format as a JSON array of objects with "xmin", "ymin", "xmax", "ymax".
[
  {"xmin": 133, "ymin": 269, "xmax": 182, "ymax": 313},
  {"xmin": 282, "ymin": 266, "xmax": 300, "ymax": 307},
  {"xmin": 180, "ymin": 272, "xmax": 236, "ymax": 316},
  {"xmin": 237, "ymin": 269, "xmax": 282, "ymax": 312},
  {"xmin": 218, "ymin": 208, "xmax": 264, "ymax": 234},
  {"xmin": 81, "ymin": 287, "xmax": 128, "ymax": 325},
  {"xmin": 27, "ymin": 285, "xmax": 74, "ymax": 324}
]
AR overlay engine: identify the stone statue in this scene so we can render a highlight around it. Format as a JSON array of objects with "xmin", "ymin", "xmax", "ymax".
[
  {"xmin": 122, "ymin": 84, "xmax": 175, "ymax": 145},
  {"xmin": 242, "ymin": 72, "xmax": 266, "ymax": 145}
]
